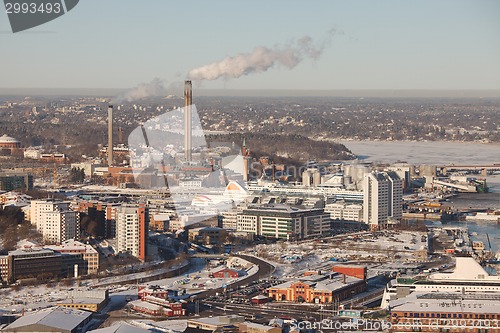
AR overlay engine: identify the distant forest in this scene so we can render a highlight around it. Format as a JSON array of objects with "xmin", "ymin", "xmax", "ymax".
[
  {"xmin": 0, "ymin": 95, "xmax": 499, "ymax": 164},
  {"xmin": 207, "ymin": 132, "xmax": 354, "ymax": 165}
]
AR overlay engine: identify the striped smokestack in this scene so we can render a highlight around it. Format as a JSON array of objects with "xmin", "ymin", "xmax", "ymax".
[
  {"xmin": 108, "ymin": 105, "xmax": 113, "ymax": 166},
  {"xmin": 184, "ymin": 80, "xmax": 192, "ymax": 162}
]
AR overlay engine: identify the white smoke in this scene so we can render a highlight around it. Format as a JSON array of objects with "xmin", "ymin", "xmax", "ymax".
[
  {"xmin": 188, "ymin": 30, "xmax": 336, "ymax": 81},
  {"xmin": 118, "ymin": 78, "xmax": 166, "ymax": 102}
]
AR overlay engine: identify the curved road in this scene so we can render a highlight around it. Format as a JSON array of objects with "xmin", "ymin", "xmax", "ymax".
[{"xmin": 196, "ymin": 254, "xmax": 275, "ymax": 298}]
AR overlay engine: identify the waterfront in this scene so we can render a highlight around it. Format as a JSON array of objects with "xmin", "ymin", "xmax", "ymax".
[
  {"xmin": 341, "ymin": 140, "xmax": 500, "ymax": 257},
  {"xmin": 339, "ymin": 140, "xmax": 500, "ymax": 165},
  {"xmin": 341, "ymin": 139, "xmax": 500, "ymax": 192}
]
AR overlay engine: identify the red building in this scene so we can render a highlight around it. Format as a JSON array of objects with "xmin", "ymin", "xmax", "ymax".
[
  {"xmin": 138, "ymin": 286, "xmax": 178, "ymax": 300},
  {"xmin": 0, "ymin": 134, "xmax": 23, "ymax": 156},
  {"xmin": 40, "ymin": 153, "xmax": 66, "ymax": 163},
  {"xmin": 251, "ymin": 295, "xmax": 270, "ymax": 305},
  {"xmin": 210, "ymin": 268, "xmax": 240, "ymax": 279},
  {"xmin": 129, "ymin": 296, "xmax": 185, "ymax": 317},
  {"xmin": 332, "ymin": 265, "xmax": 367, "ymax": 281}
]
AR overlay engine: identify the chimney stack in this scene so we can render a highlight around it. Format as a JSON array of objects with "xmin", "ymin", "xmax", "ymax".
[
  {"xmin": 184, "ymin": 80, "xmax": 192, "ymax": 162},
  {"xmin": 118, "ymin": 127, "xmax": 123, "ymax": 145},
  {"xmin": 108, "ymin": 105, "xmax": 113, "ymax": 166}
]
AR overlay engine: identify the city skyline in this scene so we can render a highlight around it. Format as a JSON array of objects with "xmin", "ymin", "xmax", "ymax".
[{"xmin": 0, "ymin": 0, "xmax": 499, "ymax": 92}]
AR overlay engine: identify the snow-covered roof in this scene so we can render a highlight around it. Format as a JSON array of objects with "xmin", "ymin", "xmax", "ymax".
[
  {"xmin": 4, "ymin": 306, "xmax": 92, "ymax": 331},
  {"xmin": 45, "ymin": 239, "xmax": 98, "ymax": 254},
  {"xmin": 252, "ymin": 294, "xmax": 269, "ymax": 300},
  {"xmin": 0, "ymin": 134, "xmax": 20, "ymax": 144},
  {"xmin": 89, "ymin": 322, "xmax": 151, "ymax": 333},
  {"xmin": 129, "ymin": 300, "xmax": 162, "ymax": 311}
]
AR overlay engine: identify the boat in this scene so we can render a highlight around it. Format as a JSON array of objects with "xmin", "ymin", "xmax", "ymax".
[
  {"xmin": 472, "ymin": 241, "xmax": 485, "ymax": 251},
  {"xmin": 381, "ymin": 256, "xmax": 500, "ymax": 309}
]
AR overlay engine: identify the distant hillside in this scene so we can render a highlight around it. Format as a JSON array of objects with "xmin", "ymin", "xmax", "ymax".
[{"xmin": 206, "ymin": 133, "xmax": 355, "ymax": 165}]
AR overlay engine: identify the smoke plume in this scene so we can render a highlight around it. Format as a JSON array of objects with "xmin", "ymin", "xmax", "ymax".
[
  {"xmin": 188, "ymin": 30, "xmax": 336, "ymax": 81},
  {"xmin": 118, "ymin": 78, "xmax": 166, "ymax": 102}
]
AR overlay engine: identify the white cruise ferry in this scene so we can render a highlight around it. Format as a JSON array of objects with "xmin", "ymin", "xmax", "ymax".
[{"xmin": 381, "ymin": 256, "xmax": 500, "ymax": 308}]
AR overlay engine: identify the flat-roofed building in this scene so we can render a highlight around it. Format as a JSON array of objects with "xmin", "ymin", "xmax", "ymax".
[
  {"xmin": 237, "ymin": 204, "xmax": 331, "ymax": 240},
  {"xmin": 45, "ymin": 239, "xmax": 99, "ymax": 275},
  {"xmin": 188, "ymin": 227, "xmax": 227, "ymax": 245},
  {"xmin": 324, "ymin": 202, "xmax": 363, "ymax": 222},
  {"xmin": 239, "ymin": 322, "xmax": 282, "ymax": 333},
  {"xmin": 2, "ymin": 306, "xmax": 92, "ymax": 333},
  {"xmin": 0, "ymin": 172, "xmax": 33, "ymax": 192},
  {"xmin": 187, "ymin": 315, "xmax": 244, "ymax": 331},
  {"xmin": 57, "ymin": 289, "xmax": 109, "ymax": 312},
  {"xmin": 0, "ymin": 248, "xmax": 62, "ymax": 284}
]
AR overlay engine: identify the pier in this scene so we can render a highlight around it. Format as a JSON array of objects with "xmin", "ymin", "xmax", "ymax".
[{"xmin": 440, "ymin": 164, "xmax": 500, "ymax": 176}]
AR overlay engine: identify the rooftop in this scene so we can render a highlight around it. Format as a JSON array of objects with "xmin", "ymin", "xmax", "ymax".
[
  {"xmin": 188, "ymin": 315, "xmax": 244, "ymax": 327},
  {"xmin": 0, "ymin": 134, "xmax": 19, "ymax": 144},
  {"xmin": 390, "ymin": 292, "xmax": 500, "ymax": 314},
  {"xmin": 4, "ymin": 306, "xmax": 92, "ymax": 331},
  {"xmin": 45, "ymin": 239, "xmax": 98, "ymax": 254},
  {"xmin": 271, "ymin": 275, "xmax": 362, "ymax": 292},
  {"xmin": 89, "ymin": 322, "xmax": 151, "ymax": 333}
]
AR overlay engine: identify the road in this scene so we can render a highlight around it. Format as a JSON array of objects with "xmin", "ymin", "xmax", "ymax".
[{"xmin": 195, "ymin": 254, "xmax": 275, "ymax": 299}]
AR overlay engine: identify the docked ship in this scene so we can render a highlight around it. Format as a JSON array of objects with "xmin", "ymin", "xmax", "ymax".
[
  {"xmin": 465, "ymin": 211, "xmax": 500, "ymax": 223},
  {"xmin": 381, "ymin": 256, "xmax": 500, "ymax": 308}
]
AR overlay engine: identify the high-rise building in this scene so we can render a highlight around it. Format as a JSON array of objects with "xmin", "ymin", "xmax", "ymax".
[
  {"xmin": 29, "ymin": 199, "xmax": 70, "ymax": 228},
  {"xmin": 40, "ymin": 209, "xmax": 80, "ymax": 244},
  {"xmin": 386, "ymin": 171, "xmax": 403, "ymax": 221},
  {"xmin": 363, "ymin": 171, "xmax": 403, "ymax": 230},
  {"xmin": 29, "ymin": 199, "xmax": 79, "ymax": 243},
  {"xmin": 115, "ymin": 204, "xmax": 149, "ymax": 261}
]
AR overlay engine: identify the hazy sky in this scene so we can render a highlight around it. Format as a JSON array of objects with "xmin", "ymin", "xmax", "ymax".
[{"xmin": 1, "ymin": 0, "xmax": 499, "ymax": 91}]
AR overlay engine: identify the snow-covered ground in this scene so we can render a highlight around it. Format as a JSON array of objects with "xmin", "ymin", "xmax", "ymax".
[
  {"xmin": 0, "ymin": 256, "xmax": 258, "ymax": 315},
  {"xmin": 247, "ymin": 230, "xmax": 428, "ymax": 278},
  {"xmin": 141, "ymin": 256, "xmax": 257, "ymax": 295}
]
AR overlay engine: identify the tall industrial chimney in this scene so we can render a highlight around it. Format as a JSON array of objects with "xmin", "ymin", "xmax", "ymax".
[
  {"xmin": 108, "ymin": 105, "xmax": 113, "ymax": 166},
  {"xmin": 184, "ymin": 80, "xmax": 192, "ymax": 162}
]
